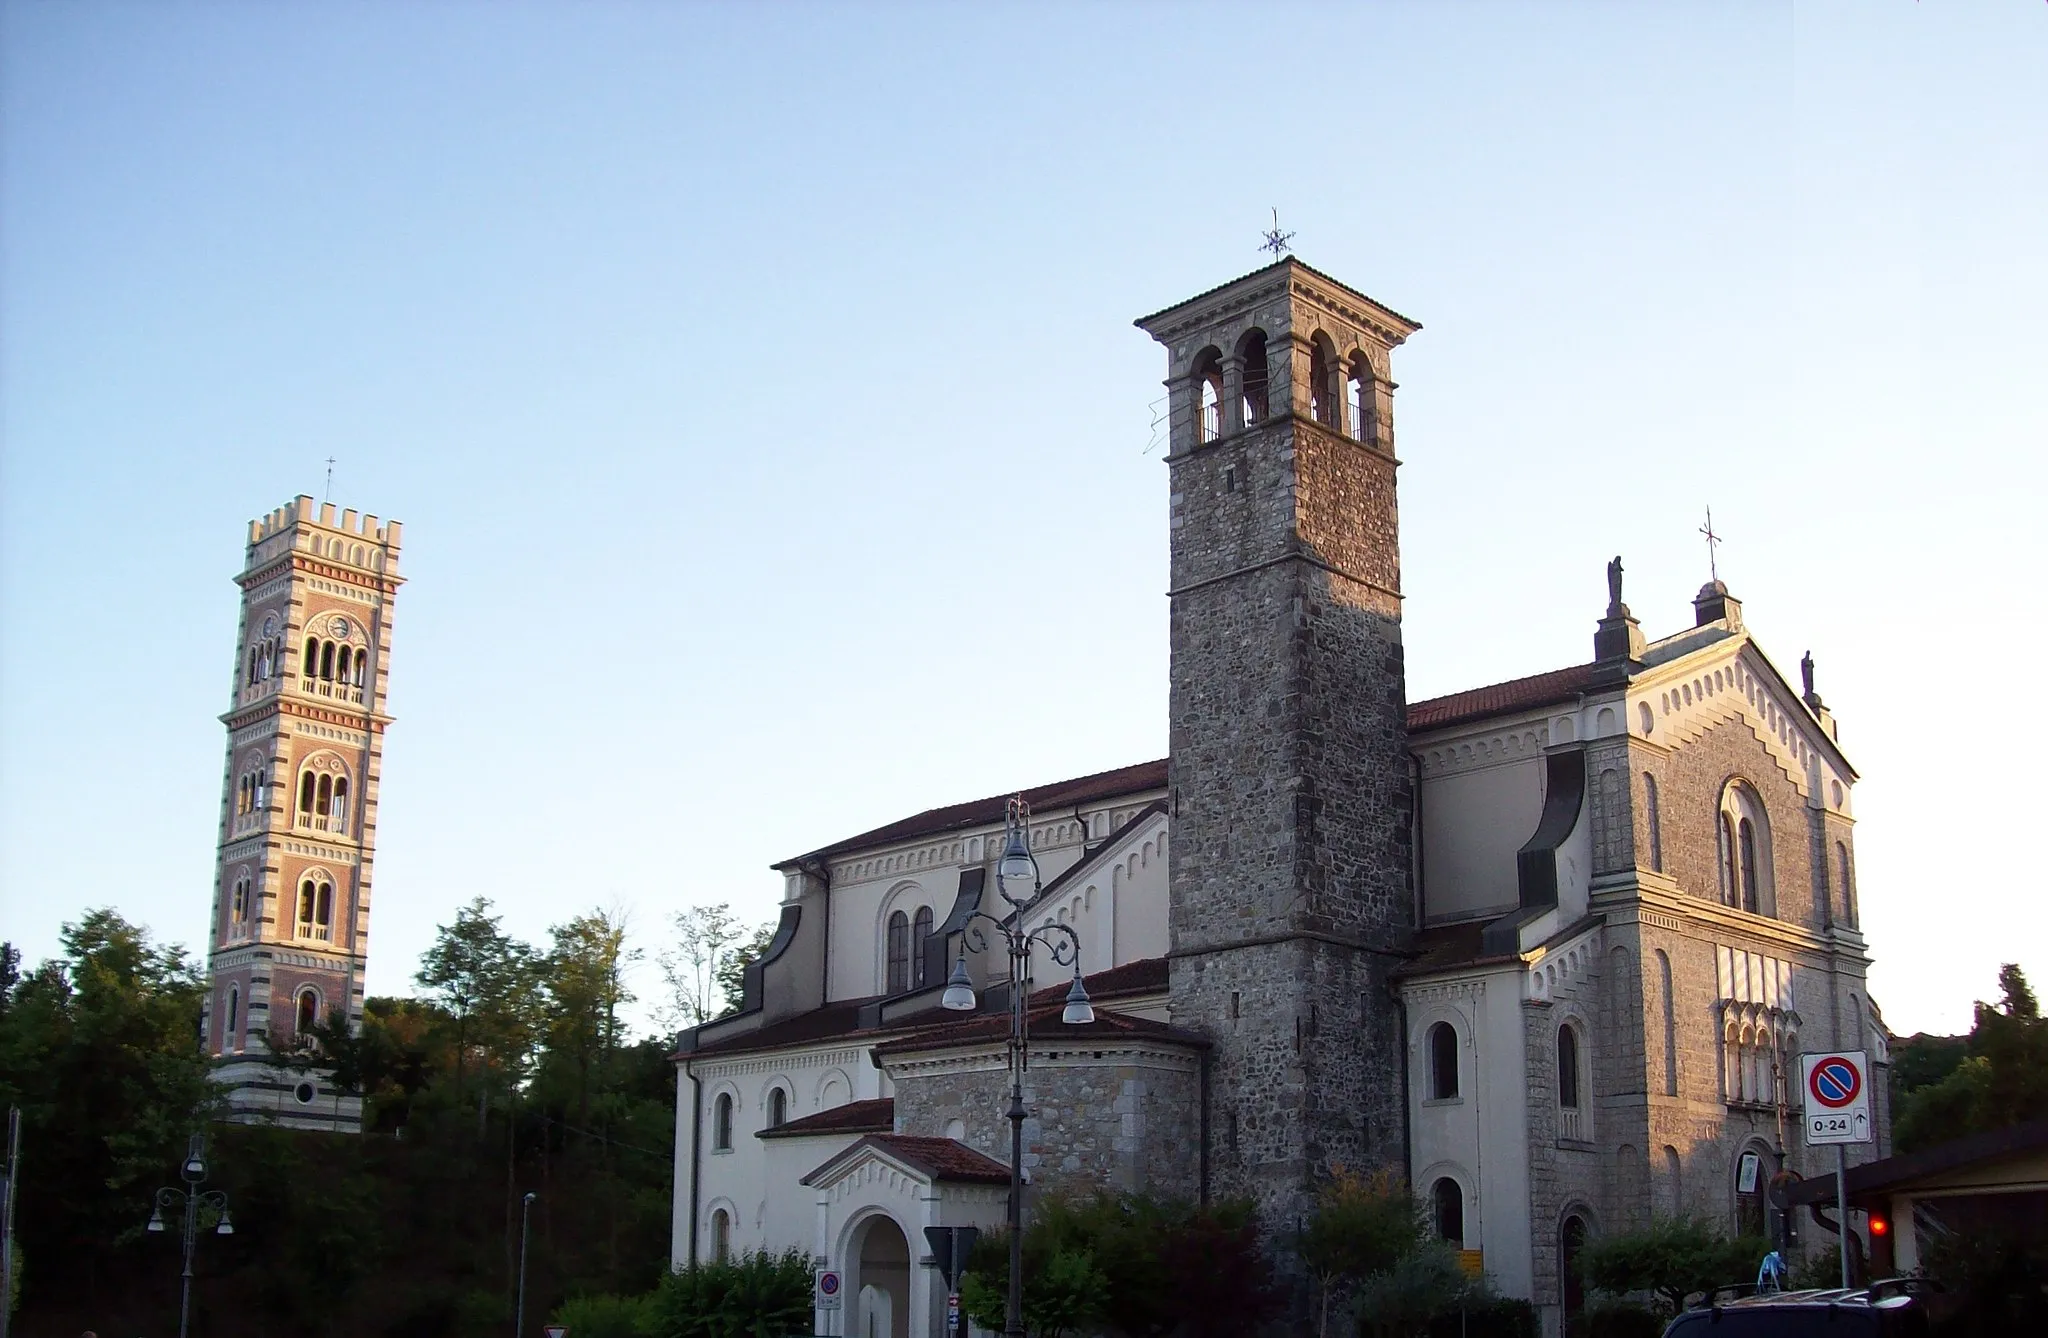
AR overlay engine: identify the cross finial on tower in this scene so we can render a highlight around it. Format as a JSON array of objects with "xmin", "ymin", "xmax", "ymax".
[
  {"xmin": 324, "ymin": 457, "xmax": 336, "ymax": 504},
  {"xmin": 1259, "ymin": 208, "xmax": 1295, "ymax": 261},
  {"xmin": 1699, "ymin": 506, "xmax": 1723, "ymax": 582}
]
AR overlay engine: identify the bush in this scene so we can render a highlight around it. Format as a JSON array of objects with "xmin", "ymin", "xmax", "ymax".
[
  {"xmin": 644, "ymin": 1248, "xmax": 813, "ymax": 1338},
  {"xmin": 1576, "ymin": 1217, "xmax": 1769, "ymax": 1314},
  {"xmin": 553, "ymin": 1292, "xmax": 655, "ymax": 1338},
  {"xmin": 1425, "ymin": 1296, "xmax": 1538, "ymax": 1338},
  {"xmin": 1585, "ymin": 1300, "xmax": 1664, "ymax": 1338}
]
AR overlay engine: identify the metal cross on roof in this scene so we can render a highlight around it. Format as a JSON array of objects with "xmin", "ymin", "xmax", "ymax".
[
  {"xmin": 324, "ymin": 457, "xmax": 336, "ymax": 503},
  {"xmin": 1699, "ymin": 506, "xmax": 1723, "ymax": 582},
  {"xmin": 1259, "ymin": 208, "xmax": 1295, "ymax": 261}
]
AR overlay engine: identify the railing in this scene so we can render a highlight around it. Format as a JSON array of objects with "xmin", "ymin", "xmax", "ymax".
[
  {"xmin": 231, "ymin": 812, "xmax": 267, "ymax": 837},
  {"xmin": 1559, "ymin": 1106, "xmax": 1585, "ymax": 1141},
  {"xmin": 238, "ymin": 677, "xmax": 282, "ymax": 707},
  {"xmin": 299, "ymin": 676, "xmax": 366, "ymax": 706},
  {"xmin": 294, "ymin": 814, "xmax": 350, "ymax": 836}
]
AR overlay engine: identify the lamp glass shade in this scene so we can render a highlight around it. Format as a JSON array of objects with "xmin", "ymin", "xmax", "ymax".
[
  {"xmin": 1061, "ymin": 973, "xmax": 1095, "ymax": 1026},
  {"xmin": 997, "ymin": 826, "xmax": 1036, "ymax": 887},
  {"xmin": 182, "ymin": 1157, "xmax": 206, "ymax": 1180},
  {"xmin": 146, "ymin": 1211, "xmax": 166, "ymax": 1233},
  {"xmin": 216, "ymin": 1213, "xmax": 234, "ymax": 1236},
  {"xmin": 941, "ymin": 957, "xmax": 978, "ymax": 1012}
]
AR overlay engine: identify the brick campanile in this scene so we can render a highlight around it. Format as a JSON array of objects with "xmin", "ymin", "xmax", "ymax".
[
  {"xmin": 1136, "ymin": 259, "xmax": 1420, "ymax": 1229},
  {"xmin": 203, "ymin": 496, "xmax": 402, "ymax": 1132}
]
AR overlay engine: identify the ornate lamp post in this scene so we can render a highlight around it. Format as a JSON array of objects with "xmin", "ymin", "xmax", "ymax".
[
  {"xmin": 941, "ymin": 796, "xmax": 1094, "ymax": 1338},
  {"xmin": 145, "ymin": 1132, "xmax": 233, "ymax": 1338}
]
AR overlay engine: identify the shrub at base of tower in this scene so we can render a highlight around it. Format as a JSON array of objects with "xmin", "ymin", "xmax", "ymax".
[
  {"xmin": 1574, "ymin": 1217, "xmax": 1768, "ymax": 1315},
  {"xmin": 956, "ymin": 1192, "xmax": 1273, "ymax": 1338},
  {"xmin": 1298, "ymin": 1167, "xmax": 1429, "ymax": 1338}
]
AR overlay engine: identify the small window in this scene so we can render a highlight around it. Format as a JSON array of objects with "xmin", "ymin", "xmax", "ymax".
[
  {"xmin": 713, "ymin": 1092, "xmax": 734, "ymax": 1151},
  {"xmin": 1433, "ymin": 1177, "xmax": 1464, "ymax": 1244},
  {"xmin": 1428, "ymin": 1022, "xmax": 1460, "ymax": 1100},
  {"xmin": 1643, "ymin": 774, "xmax": 1663, "ymax": 873},
  {"xmin": 299, "ymin": 772, "xmax": 317, "ymax": 819},
  {"xmin": 225, "ymin": 985, "xmax": 240, "ymax": 1041},
  {"xmin": 1347, "ymin": 355, "xmax": 1376, "ymax": 444},
  {"xmin": 296, "ymin": 988, "xmax": 319, "ymax": 1036},
  {"xmin": 1237, "ymin": 329, "xmax": 1269, "ymax": 426},
  {"xmin": 911, "ymin": 906, "xmax": 934, "ymax": 989},
  {"xmin": 1737, "ymin": 818, "xmax": 1760, "ymax": 914},
  {"xmin": 1192, "ymin": 347, "xmax": 1224, "ymax": 444},
  {"xmin": 1308, "ymin": 338, "xmax": 1337, "ymax": 426},
  {"xmin": 1558, "ymin": 1025, "xmax": 1581, "ymax": 1110},
  {"xmin": 768, "ymin": 1087, "xmax": 787, "ymax": 1128},
  {"xmin": 885, "ymin": 910, "xmax": 911, "ymax": 994},
  {"xmin": 710, "ymin": 1208, "xmax": 731, "ymax": 1263}
]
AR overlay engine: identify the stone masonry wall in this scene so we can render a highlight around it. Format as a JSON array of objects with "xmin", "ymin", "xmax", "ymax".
[{"xmin": 890, "ymin": 1052, "xmax": 1202, "ymax": 1203}]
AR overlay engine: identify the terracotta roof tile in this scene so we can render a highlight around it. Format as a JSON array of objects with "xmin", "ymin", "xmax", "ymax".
[
  {"xmin": 1406, "ymin": 662, "xmax": 1609, "ymax": 732},
  {"xmin": 776, "ymin": 760, "xmax": 1169, "ymax": 869},
  {"xmin": 682, "ymin": 996, "xmax": 888, "ymax": 1058},
  {"xmin": 871, "ymin": 1002, "xmax": 1207, "ymax": 1057},
  {"xmin": 801, "ymin": 1135, "xmax": 1012, "ymax": 1187},
  {"xmin": 1026, "ymin": 956, "xmax": 1167, "ymax": 1005},
  {"xmin": 758, "ymin": 1097, "xmax": 894, "ymax": 1139}
]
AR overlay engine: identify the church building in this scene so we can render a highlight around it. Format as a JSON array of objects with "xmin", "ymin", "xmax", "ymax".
[
  {"xmin": 668, "ymin": 259, "xmax": 1886, "ymax": 1337},
  {"xmin": 201, "ymin": 496, "xmax": 403, "ymax": 1131}
]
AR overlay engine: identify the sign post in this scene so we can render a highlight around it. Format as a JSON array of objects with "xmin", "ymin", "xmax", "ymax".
[{"xmin": 1802, "ymin": 1051, "xmax": 1872, "ymax": 1289}]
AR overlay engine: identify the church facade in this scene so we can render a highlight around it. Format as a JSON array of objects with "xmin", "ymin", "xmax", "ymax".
[
  {"xmin": 200, "ymin": 495, "xmax": 403, "ymax": 1131},
  {"xmin": 669, "ymin": 259, "xmax": 1886, "ymax": 1337}
]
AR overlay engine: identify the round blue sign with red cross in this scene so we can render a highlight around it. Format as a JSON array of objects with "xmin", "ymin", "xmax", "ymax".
[{"xmin": 1809, "ymin": 1056, "xmax": 1861, "ymax": 1108}]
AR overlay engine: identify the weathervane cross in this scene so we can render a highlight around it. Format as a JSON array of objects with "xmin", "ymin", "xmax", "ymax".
[
  {"xmin": 1259, "ymin": 208, "xmax": 1295, "ymax": 261},
  {"xmin": 325, "ymin": 457, "xmax": 336, "ymax": 503},
  {"xmin": 1699, "ymin": 506, "xmax": 1723, "ymax": 582}
]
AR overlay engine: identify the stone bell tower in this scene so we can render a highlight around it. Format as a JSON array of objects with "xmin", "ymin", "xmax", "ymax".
[
  {"xmin": 1135, "ymin": 259, "xmax": 1420, "ymax": 1229},
  {"xmin": 202, "ymin": 496, "xmax": 402, "ymax": 1131}
]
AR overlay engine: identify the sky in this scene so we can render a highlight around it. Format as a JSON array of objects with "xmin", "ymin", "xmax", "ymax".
[{"xmin": 2, "ymin": 1, "xmax": 2042, "ymax": 1039}]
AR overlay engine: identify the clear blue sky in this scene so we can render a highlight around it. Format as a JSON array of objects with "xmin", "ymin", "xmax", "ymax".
[{"xmin": 3, "ymin": 1, "xmax": 2041, "ymax": 1037}]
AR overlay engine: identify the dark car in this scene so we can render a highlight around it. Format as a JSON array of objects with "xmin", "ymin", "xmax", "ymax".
[{"xmin": 1661, "ymin": 1281, "xmax": 1933, "ymax": 1337}]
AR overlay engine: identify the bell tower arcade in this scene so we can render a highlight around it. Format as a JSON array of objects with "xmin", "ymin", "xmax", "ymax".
[
  {"xmin": 1136, "ymin": 259, "xmax": 1421, "ymax": 1229},
  {"xmin": 203, "ymin": 496, "xmax": 402, "ymax": 1132}
]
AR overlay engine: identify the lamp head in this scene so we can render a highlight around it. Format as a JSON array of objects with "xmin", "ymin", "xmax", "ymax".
[
  {"xmin": 215, "ymin": 1211, "xmax": 234, "ymax": 1236},
  {"xmin": 146, "ymin": 1208, "xmax": 166, "ymax": 1233},
  {"xmin": 1061, "ymin": 970, "xmax": 1095, "ymax": 1026},
  {"xmin": 181, "ymin": 1132, "xmax": 207, "ymax": 1182},
  {"xmin": 996, "ymin": 828, "xmax": 1036, "ymax": 888},
  {"xmin": 941, "ymin": 956, "xmax": 978, "ymax": 1012}
]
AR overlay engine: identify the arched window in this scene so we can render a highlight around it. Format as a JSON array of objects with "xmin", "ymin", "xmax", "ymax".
[
  {"xmin": 1433, "ymin": 1177, "xmax": 1464, "ymax": 1244},
  {"xmin": 1718, "ymin": 783, "xmax": 1773, "ymax": 915},
  {"xmin": 1735, "ymin": 1145, "xmax": 1770, "ymax": 1238},
  {"xmin": 296, "ymin": 987, "xmax": 319, "ymax": 1036},
  {"xmin": 1643, "ymin": 774, "xmax": 1663, "ymax": 872},
  {"xmin": 352, "ymin": 647, "xmax": 368, "ymax": 689},
  {"xmin": 1836, "ymin": 842, "xmax": 1855, "ymax": 927},
  {"xmin": 1656, "ymin": 950, "xmax": 1677, "ymax": 1097},
  {"xmin": 1308, "ymin": 338, "xmax": 1338, "ymax": 427},
  {"xmin": 1557, "ymin": 1023, "xmax": 1584, "ymax": 1141},
  {"xmin": 1561, "ymin": 1214, "xmax": 1589, "ymax": 1327},
  {"xmin": 1428, "ymin": 1022, "xmax": 1460, "ymax": 1100},
  {"xmin": 885, "ymin": 910, "xmax": 911, "ymax": 994},
  {"xmin": 1347, "ymin": 355, "xmax": 1377, "ymax": 445},
  {"xmin": 1236, "ymin": 329, "xmax": 1269, "ymax": 426},
  {"xmin": 303, "ymin": 635, "xmax": 318, "ymax": 680},
  {"xmin": 231, "ymin": 875, "xmax": 251, "ymax": 926},
  {"xmin": 911, "ymin": 906, "xmax": 934, "ymax": 989},
  {"xmin": 297, "ymin": 876, "xmax": 333, "ymax": 941},
  {"xmin": 1192, "ymin": 347, "xmax": 1224, "ymax": 444},
  {"xmin": 712, "ymin": 1093, "xmax": 734, "ymax": 1151},
  {"xmin": 710, "ymin": 1208, "xmax": 731, "ymax": 1263},
  {"xmin": 768, "ymin": 1086, "xmax": 787, "ymax": 1128},
  {"xmin": 299, "ymin": 772, "xmax": 317, "ymax": 821},
  {"xmin": 331, "ymin": 776, "xmax": 349, "ymax": 831},
  {"xmin": 316, "ymin": 774, "xmax": 333, "ymax": 821},
  {"xmin": 225, "ymin": 985, "xmax": 240, "ymax": 1043}
]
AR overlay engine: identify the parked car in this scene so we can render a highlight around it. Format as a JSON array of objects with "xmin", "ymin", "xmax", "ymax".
[{"xmin": 1661, "ymin": 1280, "xmax": 1934, "ymax": 1336}]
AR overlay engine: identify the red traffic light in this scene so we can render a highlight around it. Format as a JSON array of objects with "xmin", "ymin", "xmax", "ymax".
[{"xmin": 1869, "ymin": 1215, "xmax": 1889, "ymax": 1236}]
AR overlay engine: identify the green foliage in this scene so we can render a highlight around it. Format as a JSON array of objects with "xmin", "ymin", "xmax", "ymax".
[
  {"xmin": 1575, "ymin": 1216, "xmax": 1768, "ymax": 1315},
  {"xmin": 1919, "ymin": 1222, "xmax": 2048, "ymax": 1334},
  {"xmin": 553, "ymin": 1291, "xmax": 656, "ymax": 1338},
  {"xmin": 1300, "ymin": 1166, "xmax": 1432, "ymax": 1337},
  {"xmin": 643, "ymin": 1248, "xmax": 814, "ymax": 1338},
  {"xmin": 1354, "ymin": 1241, "xmax": 1490, "ymax": 1338},
  {"xmin": 1422, "ymin": 1295, "xmax": 1537, "ymax": 1338},
  {"xmin": 1787, "ymin": 1243, "xmax": 1844, "ymax": 1291},
  {"xmin": 1894, "ymin": 964, "xmax": 2048, "ymax": 1153},
  {"xmin": 960, "ymin": 1193, "xmax": 1273, "ymax": 1338}
]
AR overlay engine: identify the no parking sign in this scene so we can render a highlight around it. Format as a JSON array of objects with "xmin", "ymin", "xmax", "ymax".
[{"xmin": 1801, "ymin": 1051, "xmax": 1872, "ymax": 1146}]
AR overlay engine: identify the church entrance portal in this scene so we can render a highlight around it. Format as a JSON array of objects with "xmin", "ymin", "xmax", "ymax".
[{"xmin": 848, "ymin": 1213, "xmax": 910, "ymax": 1338}]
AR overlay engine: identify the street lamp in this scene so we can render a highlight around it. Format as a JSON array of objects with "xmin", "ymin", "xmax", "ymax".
[
  {"xmin": 941, "ymin": 796, "xmax": 1094, "ymax": 1338},
  {"xmin": 514, "ymin": 1191, "xmax": 537, "ymax": 1338},
  {"xmin": 145, "ymin": 1133, "xmax": 233, "ymax": 1338}
]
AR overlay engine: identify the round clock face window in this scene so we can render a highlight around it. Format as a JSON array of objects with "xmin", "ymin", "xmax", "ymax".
[
  {"xmin": 262, "ymin": 614, "xmax": 278, "ymax": 637},
  {"xmin": 330, "ymin": 617, "xmax": 351, "ymax": 639}
]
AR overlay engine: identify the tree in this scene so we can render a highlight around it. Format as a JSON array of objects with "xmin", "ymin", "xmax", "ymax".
[
  {"xmin": 1298, "ymin": 1166, "xmax": 1429, "ymax": 1337},
  {"xmin": 1894, "ymin": 963, "xmax": 2048, "ymax": 1153},
  {"xmin": 416, "ymin": 897, "xmax": 540, "ymax": 1114},
  {"xmin": 657, "ymin": 904, "xmax": 738, "ymax": 1032},
  {"xmin": 544, "ymin": 909, "xmax": 637, "ymax": 1125},
  {"xmin": 1575, "ymin": 1216, "xmax": 1767, "ymax": 1315}
]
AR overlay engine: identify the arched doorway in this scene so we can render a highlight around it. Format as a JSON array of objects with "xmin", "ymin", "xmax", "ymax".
[
  {"xmin": 1560, "ymin": 1212, "xmax": 1589, "ymax": 1337},
  {"xmin": 848, "ymin": 1213, "xmax": 910, "ymax": 1338}
]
